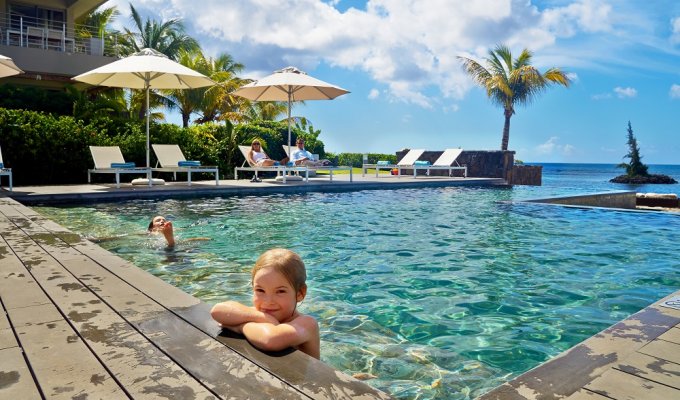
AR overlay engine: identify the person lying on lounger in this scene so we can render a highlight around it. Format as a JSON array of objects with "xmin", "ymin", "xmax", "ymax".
[
  {"xmin": 290, "ymin": 139, "xmax": 331, "ymax": 167},
  {"xmin": 210, "ymin": 248, "xmax": 320, "ymax": 359}
]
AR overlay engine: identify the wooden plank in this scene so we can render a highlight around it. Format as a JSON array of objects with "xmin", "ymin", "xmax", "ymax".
[
  {"xmin": 0, "ymin": 238, "xmax": 52, "ymax": 312},
  {"xmin": 585, "ymin": 368, "xmax": 680, "ymax": 399},
  {"xmin": 3, "ymin": 234, "xmax": 217, "ymax": 400},
  {"xmin": 0, "ymin": 347, "xmax": 41, "ymax": 400},
  {"xmin": 565, "ymin": 388, "xmax": 610, "ymax": 399},
  {"xmin": 639, "ymin": 339, "xmax": 680, "ymax": 365},
  {"xmin": 15, "ymin": 317, "xmax": 124, "ymax": 399},
  {"xmin": 655, "ymin": 325, "xmax": 680, "ymax": 345},
  {"xmin": 614, "ymin": 352, "xmax": 680, "ymax": 390},
  {"xmin": 0, "ymin": 303, "xmax": 19, "ymax": 351}
]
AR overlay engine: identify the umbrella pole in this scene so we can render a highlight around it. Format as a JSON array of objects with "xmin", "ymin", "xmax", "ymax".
[
  {"xmin": 287, "ymin": 91, "xmax": 292, "ymax": 162},
  {"xmin": 145, "ymin": 81, "xmax": 151, "ymax": 186}
]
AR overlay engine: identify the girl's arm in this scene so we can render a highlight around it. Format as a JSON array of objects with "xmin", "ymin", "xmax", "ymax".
[
  {"xmin": 210, "ymin": 301, "xmax": 277, "ymax": 333},
  {"xmin": 247, "ymin": 150, "xmax": 256, "ymax": 166},
  {"xmin": 242, "ymin": 315, "xmax": 320, "ymax": 358}
]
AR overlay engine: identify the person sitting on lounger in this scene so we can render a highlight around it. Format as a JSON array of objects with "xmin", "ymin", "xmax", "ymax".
[
  {"xmin": 290, "ymin": 139, "xmax": 331, "ymax": 167},
  {"xmin": 247, "ymin": 140, "xmax": 287, "ymax": 167}
]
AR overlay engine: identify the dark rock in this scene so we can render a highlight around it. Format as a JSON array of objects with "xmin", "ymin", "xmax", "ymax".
[{"xmin": 610, "ymin": 174, "xmax": 678, "ymax": 184}]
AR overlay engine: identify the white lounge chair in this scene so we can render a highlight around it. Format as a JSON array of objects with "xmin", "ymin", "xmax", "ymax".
[
  {"xmin": 362, "ymin": 149, "xmax": 425, "ymax": 177},
  {"xmin": 282, "ymin": 145, "xmax": 353, "ymax": 182},
  {"xmin": 0, "ymin": 145, "xmax": 12, "ymax": 191},
  {"xmin": 87, "ymin": 146, "xmax": 151, "ymax": 188},
  {"xmin": 151, "ymin": 144, "xmax": 219, "ymax": 186},
  {"xmin": 412, "ymin": 148, "xmax": 467, "ymax": 178},
  {"xmin": 235, "ymin": 145, "xmax": 308, "ymax": 183}
]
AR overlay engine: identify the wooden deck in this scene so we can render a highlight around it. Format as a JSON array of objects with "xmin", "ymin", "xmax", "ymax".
[{"xmin": 0, "ymin": 196, "xmax": 391, "ymax": 399}]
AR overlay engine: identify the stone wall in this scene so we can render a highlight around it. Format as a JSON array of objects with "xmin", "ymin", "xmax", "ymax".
[
  {"xmin": 508, "ymin": 165, "xmax": 543, "ymax": 186},
  {"xmin": 395, "ymin": 149, "xmax": 541, "ymax": 185}
]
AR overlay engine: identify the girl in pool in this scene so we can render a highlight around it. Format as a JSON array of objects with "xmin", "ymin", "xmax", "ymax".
[{"xmin": 210, "ymin": 248, "xmax": 320, "ymax": 359}]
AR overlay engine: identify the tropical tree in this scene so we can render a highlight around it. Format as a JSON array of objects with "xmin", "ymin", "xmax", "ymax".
[
  {"xmin": 195, "ymin": 53, "xmax": 249, "ymax": 124},
  {"xmin": 118, "ymin": 4, "xmax": 199, "ymax": 59},
  {"xmin": 76, "ymin": 6, "xmax": 119, "ymax": 40},
  {"xmin": 618, "ymin": 121, "xmax": 648, "ymax": 177},
  {"xmin": 458, "ymin": 44, "xmax": 570, "ymax": 150},
  {"xmin": 160, "ymin": 49, "xmax": 210, "ymax": 127}
]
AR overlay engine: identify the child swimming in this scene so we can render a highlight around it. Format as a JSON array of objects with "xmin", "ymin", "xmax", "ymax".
[{"xmin": 210, "ymin": 248, "xmax": 320, "ymax": 359}]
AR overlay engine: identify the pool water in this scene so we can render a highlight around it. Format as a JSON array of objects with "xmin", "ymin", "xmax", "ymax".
[{"xmin": 35, "ymin": 167, "xmax": 680, "ymax": 400}]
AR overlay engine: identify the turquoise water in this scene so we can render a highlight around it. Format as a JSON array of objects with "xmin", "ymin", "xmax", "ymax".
[{"xmin": 35, "ymin": 164, "xmax": 680, "ymax": 399}]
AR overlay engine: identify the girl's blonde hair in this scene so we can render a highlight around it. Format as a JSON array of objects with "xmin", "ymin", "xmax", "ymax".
[{"xmin": 252, "ymin": 248, "xmax": 307, "ymax": 293}]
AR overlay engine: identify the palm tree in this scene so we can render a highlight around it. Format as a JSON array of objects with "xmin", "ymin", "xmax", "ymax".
[
  {"xmin": 458, "ymin": 44, "xmax": 570, "ymax": 150},
  {"xmin": 119, "ymin": 4, "xmax": 199, "ymax": 59},
  {"xmin": 76, "ymin": 6, "xmax": 119, "ymax": 39},
  {"xmin": 160, "ymin": 49, "xmax": 210, "ymax": 127},
  {"xmin": 196, "ymin": 54, "xmax": 249, "ymax": 124}
]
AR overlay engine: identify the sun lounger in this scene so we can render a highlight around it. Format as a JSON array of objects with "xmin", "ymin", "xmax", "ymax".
[
  {"xmin": 362, "ymin": 149, "xmax": 425, "ymax": 177},
  {"xmin": 88, "ymin": 146, "xmax": 151, "ymax": 188},
  {"xmin": 0, "ymin": 145, "xmax": 12, "ymax": 191},
  {"xmin": 282, "ymin": 145, "xmax": 353, "ymax": 182},
  {"xmin": 412, "ymin": 148, "xmax": 467, "ymax": 178},
  {"xmin": 151, "ymin": 144, "xmax": 219, "ymax": 185},
  {"xmin": 235, "ymin": 145, "xmax": 309, "ymax": 183}
]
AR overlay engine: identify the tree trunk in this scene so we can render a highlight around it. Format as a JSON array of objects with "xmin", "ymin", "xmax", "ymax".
[
  {"xmin": 182, "ymin": 113, "xmax": 190, "ymax": 128},
  {"xmin": 501, "ymin": 109, "xmax": 512, "ymax": 151}
]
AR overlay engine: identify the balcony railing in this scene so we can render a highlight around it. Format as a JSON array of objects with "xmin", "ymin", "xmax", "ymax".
[{"xmin": 1, "ymin": 14, "xmax": 121, "ymax": 57}]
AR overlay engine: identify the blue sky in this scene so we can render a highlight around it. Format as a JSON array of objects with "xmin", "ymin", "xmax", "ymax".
[{"xmin": 105, "ymin": 0, "xmax": 680, "ymax": 164}]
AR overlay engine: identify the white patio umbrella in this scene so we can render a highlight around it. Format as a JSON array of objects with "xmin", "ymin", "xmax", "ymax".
[
  {"xmin": 233, "ymin": 66, "xmax": 349, "ymax": 157},
  {"xmin": 73, "ymin": 48, "xmax": 214, "ymax": 180},
  {"xmin": 0, "ymin": 54, "xmax": 23, "ymax": 78}
]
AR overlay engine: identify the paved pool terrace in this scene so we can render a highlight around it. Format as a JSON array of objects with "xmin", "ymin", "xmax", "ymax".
[{"xmin": 1, "ymin": 175, "xmax": 679, "ymax": 399}]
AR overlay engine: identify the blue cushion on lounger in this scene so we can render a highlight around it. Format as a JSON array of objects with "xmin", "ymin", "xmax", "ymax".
[
  {"xmin": 110, "ymin": 162, "xmax": 136, "ymax": 168},
  {"xmin": 0, "ymin": 163, "xmax": 3, "ymax": 169},
  {"xmin": 178, "ymin": 160, "xmax": 201, "ymax": 167},
  {"xmin": 377, "ymin": 160, "xmax": 390, "ymax": 166},
  {"xmin": 414, "ymin": 160, "xmax": 431, "ymax": 166}
]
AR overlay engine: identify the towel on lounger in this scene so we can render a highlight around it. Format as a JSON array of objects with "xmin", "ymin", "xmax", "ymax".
[
  {"xmin": 178, "ymin": 160, "xmax": 201, "ymax": 167},
  {"xmin": 0, "ymin": 163, "xmax": 4, "ymax": 169},
  {"xmin": 414, "ymin": 160, "xmax": 431, "ymax": 166},
  {"xmin": 376, "ymin": 160, "xmax": 390, "ymax": 166},
  {"xmin": 110, "ymin": 162, "xmax": 136, "ymax": 168}
]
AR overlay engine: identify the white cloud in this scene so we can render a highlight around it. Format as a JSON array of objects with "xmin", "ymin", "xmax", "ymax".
[
  {"xmin": 591, "ymin": 93, "xmax": 612, "ymax": 100},
  {"xmin": 100, "ymin": 0, "xmax": 663, "ymax": 109},
  {"xmin": 670, "ymin": 84, "xmax": 680, "ymax": 99},
  {"xmin": 536, "ymin": 136, "xmax": 575, "ymax": 156},
  {"xmin": 671, "ymin": 17, "xmax": 680, "ymax": 44},
  {"xmin": 368, "ymin": 88, "xmax": 380, "ymax": 100},
  {"xmin": 614, "ymin": 86, "xmax": 637, "ymax": 98}
]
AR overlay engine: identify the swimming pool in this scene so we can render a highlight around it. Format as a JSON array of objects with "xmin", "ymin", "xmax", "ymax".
[{"xmin": 36, "ymin": 184, "xmax": 680, "ymax": 399}]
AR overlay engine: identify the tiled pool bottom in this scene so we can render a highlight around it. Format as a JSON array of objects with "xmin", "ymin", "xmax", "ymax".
[{"xmin": 35, "ymin": 186, "xmax": 680, "ymax": 399}]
